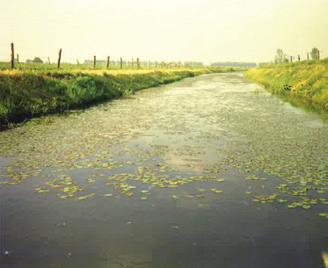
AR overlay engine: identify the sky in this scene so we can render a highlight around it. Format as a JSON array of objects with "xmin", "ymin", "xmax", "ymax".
[{"xmin": 0, "ymin": 0, "xmax": 327, "ymax": 63}]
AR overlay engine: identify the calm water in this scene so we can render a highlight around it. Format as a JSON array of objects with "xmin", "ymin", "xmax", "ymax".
[{"xmin": 0, "ymin": 73, "xmax": 327, "ymax": 268}]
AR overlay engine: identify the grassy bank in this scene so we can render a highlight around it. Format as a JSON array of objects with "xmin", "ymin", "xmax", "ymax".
[
  {"xmin": 246, "ymin": 60, "xmax": 328, "ymax": 112},
  {"xmin": 0, "ymin": 67, "xmax": 227, "ymax": 129}
]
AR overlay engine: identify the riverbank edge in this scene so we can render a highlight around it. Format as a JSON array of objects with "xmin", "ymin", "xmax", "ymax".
[
  {"xmin": 245, "ymin": 61, "xmax": 328, "ymax": 113},
  {"xmin": 0, "ymin": 68, "xmax": 231, "ymax": 130}
]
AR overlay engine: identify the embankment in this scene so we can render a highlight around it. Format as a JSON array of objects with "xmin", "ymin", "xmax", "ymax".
[
  {"xmin": 246, "ymin": 60, "xmax": 328, "ymax": 112},
  {"xmin": 0, "ymin": 68, "xmax": 226, "ymax": 129}
]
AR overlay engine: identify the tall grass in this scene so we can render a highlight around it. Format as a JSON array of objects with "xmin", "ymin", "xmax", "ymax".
[
  {"xmin": 246, "ymin": 60, "xmax": 328, "ymax": 112},
  {"xmin": 0, "ymin": 68, "xmax": 227, "ymax": 129}
]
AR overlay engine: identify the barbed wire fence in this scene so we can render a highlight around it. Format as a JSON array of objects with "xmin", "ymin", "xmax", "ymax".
[{"xmin": 0, "ymin": 42, "xmax": 205, "ymax": 70}]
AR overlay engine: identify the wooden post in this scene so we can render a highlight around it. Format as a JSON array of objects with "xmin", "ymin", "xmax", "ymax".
[
  {"xmin": 10, "ymin": 43, "xmax": 15, "ymax": 69},
  {"xmin": 120, "ymin": 57, "xmax": 123, "ymax": 69},
  {"xmin": 48, "ymin": 57, "xmax": 51, "ymax": 64},
  {"xmin": 93, "ymin": 56, "xmax": 96, "ymax": 69},
  {"xmin": 290, "ymin": 56, "xmax": 293, "ymax": 63},
  {"xmin": 137, "ymin": 58, "xmax": 140, "ymax": 69},
  {"xmin": 318, "ymin": 50, "xmax": 320, "ymax": 61},
  {"xmin": 57, "ymin": 48, "xmax": 62, "ymax": 69},
  {"xmin": 16, "ymin": 54, "xmax": 19, "ymax": 64},
  {"xmin": 106, "ymin": 56, "xmax": 110, "ymax": 69},
  {"xmin": 298, "ymin": 55, "xmax": 300, "ymax": 61}
]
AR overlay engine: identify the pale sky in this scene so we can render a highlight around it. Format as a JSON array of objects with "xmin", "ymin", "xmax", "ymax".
[{"xmin": 0, "ymin": 0, "xmax": 327, "ymax": 63}]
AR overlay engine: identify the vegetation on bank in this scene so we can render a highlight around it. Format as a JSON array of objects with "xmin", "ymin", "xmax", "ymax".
[
  {"xmin": 0, "ymin": 67, "xmax": 229, "ymax": 129},
  {"xmin": 246, "ymin": 59, "xmax": 328, "ymax": 112}
]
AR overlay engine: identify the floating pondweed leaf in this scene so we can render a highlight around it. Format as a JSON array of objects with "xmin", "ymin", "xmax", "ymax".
[
  {"xmin": 58, "ymin": 194, "xmax": 69, "ymax": 200},
  {"xmin": 245, "ymin": 175, "xmax": 260, "ymax": 180},
  {"xmin": 277, "ymin": 198, "xmax": 288, "ymax": 203},
  {"xmin": 104, "ymin": 193, "xmax": 113, "ymax": 197},
  {"xmin": 35, "ymin": 187, "xmax": 50, "ymax": 193},
  {"xmin": 140, "ymin": 190, "xmax": 149, "ymax": 194},
  {"xmin": 77, "ymin": 193, "xmax": 96, "ymax": 201},
  {"xmin": 319, "ymin": 212, "xmax": 328, "ymax": 219},
  {"xmin": 252, "ymin": 194, "xmax": 277, "ymax": 204},
  {"xmin": 210, "ymin": 188, "xmax": 223, "ymax": 194},
  {"xmin": 87, "ymin": 177, "xmax": 96, "ymax": 183}
]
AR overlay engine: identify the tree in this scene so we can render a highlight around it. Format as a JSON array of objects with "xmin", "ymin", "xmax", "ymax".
[
  {"xmin": 32, "ymin": 57, "xmax": 43, "ymax": 64},
  {"xmin": 274, "ymin": 49, "xmax": 287, "ymax": 64},
  {"xmin": 311, "ymin": 48, "xmax": 319, "ymax": 60}
]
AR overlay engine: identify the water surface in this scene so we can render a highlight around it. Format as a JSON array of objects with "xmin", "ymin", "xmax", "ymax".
[{"xmin": 0, "ymin": 73, "xmax": 327, "ymax": 268}]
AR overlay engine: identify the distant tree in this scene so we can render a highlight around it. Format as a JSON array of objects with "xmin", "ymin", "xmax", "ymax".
[
  {"xmin": 32, "ymin": 57, "xmax": 43, "ymax": 64},
  {"xmin": 311, "ymin": 48, "xmax": 319, "ymax": 60},
  {"xmin": 274, "ymin": 49, "xmax": 287, "ymax": 64}
]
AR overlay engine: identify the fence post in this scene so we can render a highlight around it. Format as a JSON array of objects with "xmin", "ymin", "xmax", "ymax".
[
  {"xmin": 137, "ymin": 58, "xmax": 140, "ymax": 69},
  {"xmin": 16, "ymin": 54, "xmax": 19, "ymax": 64},
  {"xmin": 298, "ymin": 55, "xmax": 300, "ymax": 61},
  {"xmin": 93, "ymin": 56, "xmax": 96, "ymax": 69},
  {"xmin": 290, "ymin": 56, "xmax": 293, "ymax": 63},
  {"xmin": 48, "ymin": 57, "xmax": 51, "ymax": 64},
  {"xmin": 57, "ymin": 48, "xmax": 62, "ymax": 69},
  {"xmin": 318, "ymin": 50, "xmax": 320, "ymax": 61},
  {"xmin": 107, "ymin": 56, "xmax": 110, "ymax": 69},
  {"xmin": 120, "ymin": 57, "xmax": 123, "ymax": 69},
  {"xmin": 10, "ymin": 43, "xmax": 15, "ymax": 69}
]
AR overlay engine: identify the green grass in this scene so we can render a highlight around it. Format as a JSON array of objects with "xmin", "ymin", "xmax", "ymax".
[
  {"xmin": 0, "ymin": 67, "xmax": 230, "ymax": 129},
  {"xmin": 246, "ymin": 59, "xmax": 328, "ymax": 112}
]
